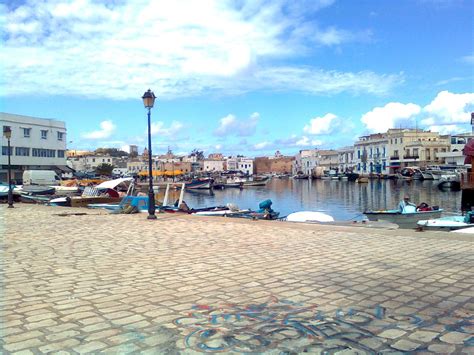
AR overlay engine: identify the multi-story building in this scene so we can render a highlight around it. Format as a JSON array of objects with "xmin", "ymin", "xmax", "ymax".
[
  {"xmin": 353, "ymin": 133, "xmax": 388, "ymax": 174},
  {"xmin": 293, "ymin": 149, "xmax": 318, "ymax": 175},
  {"xmin": 387, "ymin": 129, "xmax": 450, "ymax": 172},
  {"xmin": 1, "ymin": 112, "xmax": 69, "ymax": 182},
  {"xmin": 238, "ymin": 158, "xmax": 254, "ymax": 175},
  {"xmin": 68, "ymin": 155, "xmax": 117, "ymax": 172},
  {"xmin": 203, "ymin": 159, "xmax": 225, "ymax": 172},
  {"xmin": 337, "ymin": 146, "xmax": 355, "ymax": 173},
  {"xmin": 437, "ymin": 133, "xmax": 474, "ymax": 166},
  {"xmin": 318, "ymin": 150, "xmax": 339, "ymax": 171}
]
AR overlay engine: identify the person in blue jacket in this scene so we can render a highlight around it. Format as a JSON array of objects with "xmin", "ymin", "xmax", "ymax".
[{"xmin": 398, "ymin": 196, "xmax": 416, "ymax": 212}]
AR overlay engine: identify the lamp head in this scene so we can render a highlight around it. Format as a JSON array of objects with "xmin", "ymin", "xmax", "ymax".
[
  {"xmin": 142, "ymin": 89, "xmax": 156, "ymax": 109},
  {"xmin": 3, "ymin": 126, "xmax": 11, "ymax": 139}
]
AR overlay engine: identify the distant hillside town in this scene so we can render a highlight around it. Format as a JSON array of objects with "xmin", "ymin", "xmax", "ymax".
[{"xmin": 1, "ymin": 112, "xmax": 473, "ymax": 182}]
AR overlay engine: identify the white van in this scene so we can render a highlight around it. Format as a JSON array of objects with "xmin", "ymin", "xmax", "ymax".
[{"xmin": 22, "ymin": 170, "xmax": 60, "ymax": 186}]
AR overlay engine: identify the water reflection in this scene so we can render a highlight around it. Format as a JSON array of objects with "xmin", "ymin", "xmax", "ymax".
[{"xmin": 159, "ymin": 179, "xmax": 462, "ymax": 220}]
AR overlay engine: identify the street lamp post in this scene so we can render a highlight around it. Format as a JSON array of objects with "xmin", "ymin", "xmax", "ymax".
[
  {"xmin": 142, "ymin": 89, "xmax": 157, "ymax": 220},
  {"xmin": 3, "ymin": 126, "xmax": 14, "ymax": 208}
]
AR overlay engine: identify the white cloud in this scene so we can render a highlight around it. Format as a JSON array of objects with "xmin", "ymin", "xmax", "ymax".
[
  {"xmin": 461, "ymin": 54, "xmax": 474, "ymax": 64},
  {"xmin": 427, "ymin": 124, "xmax": 462, "ymax": 135},
  {"xmin": 0, "ymin": 0, "xmax": 401, "ymax": 99},
  {"xmin": 304, "ymin": 113, "xmax": 337, "ymax": 135},
  {"xmin": 422, "ymin": 91, "xmax": 474, "ymax": 125},
  {"xmin": 150, "ymin": 121, "xmax": 184, "ymax": 136},
  {"xmin": 361, "ymin": 102, "xmax": 421, "ymax": 133},
  {"xmin": 82, "ymin": 120, "xmax": 116, "ymax": 139},
  {"xmin": 254, "ymin": 141, "xmax": 271, "ymax": 150},
  {"xmin": 215, "ymin": 112, "xmax": 259, "ymax": 137}
]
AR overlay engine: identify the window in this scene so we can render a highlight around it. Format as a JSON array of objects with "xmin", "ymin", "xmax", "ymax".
[
  {"xmin": 57, "ymin": 132, "xmax": 64, "ymax": 140},
  {"xmin": 15, "ymin": 147, "xmax": 30, "ymax": 156},
  {"xmin": 58, "ymin": 150, "xmax": 65, "ymax": 158},
  {"xmin": 41, "ymin": 130, "xmax": 48, "ymax": 139},
  {"xmin": 394, "ymin": 150, "xmax": 399, "ymax": 158},
  {"xmin": 32, "ymin": 148, "xmax": 56, "ymax": 157},
  {"xmin": 23, "ymin": 128, "xmax": 31, "ymax": 137},
  {"xmin": 2, "ymin": 146, "xmax": 13, "ymax": 156},
  {"xmin": 413, "ymin": 148, "xmax": 419, "ymax": 157},
  {"xmin": 400, "ymin": 138, "xmax": 403, "ymax": 143}
]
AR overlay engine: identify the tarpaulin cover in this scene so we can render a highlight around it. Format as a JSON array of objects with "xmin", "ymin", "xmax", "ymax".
[{"xmin": 463, "ymin": 139, "xmax": 474, "ymax": 164}]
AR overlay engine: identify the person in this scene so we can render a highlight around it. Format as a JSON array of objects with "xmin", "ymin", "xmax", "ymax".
[{"xmin": 398, "ymin": 196, "xmax": 416, "ymax": 212}]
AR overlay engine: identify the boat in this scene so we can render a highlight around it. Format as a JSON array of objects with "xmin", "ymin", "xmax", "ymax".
[
  {"xmin": 181, "ymin": 178, "xmax": 213, "ymax": 190},
  {"xmin": 364, "ymin": 206, "xmax": 443, "ymax": 229},
  {"xmin": 292, "ymin": 173, "xmax": 309, "ymax": 179},
  {"xmin": 51, "ymin": 185, "xmax": 79, "ymax": 195},
  {"xmin": 21, "ymin": 185, "xmax": 56, "ymax": 195},
  {"xmin": 286, "ymin": 211, "xmax": 335, "ymax": 223},
  {"xmin": 356, "ymin": 177, "xmax": 369, "ymax": 183},
  {"xmin": 345, "ymin": 172, "xmax": 359, "ymax": 182},
  {"xmin": 417, "ymin": 212, "xmax": 474, "ymax": 231},
  {"xmin": 437, "ymin": 175, "xmax": 461, "ymax": 190},
  {"xmin": 421, "ymin": 171, "xmax": 434, "ymax": 180},
  {"xmin": 451, "ymin": 226, "xmax": 474, "ymax": 234},
  {"xmin": 235, "ymin": 176, "xmax": 269, "ymax": 187},
  {"xmin": 50, "ymin": 177, "xmax": 133, "ymax": 207}
]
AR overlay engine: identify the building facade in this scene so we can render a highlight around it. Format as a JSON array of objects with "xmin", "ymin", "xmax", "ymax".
[{"xmin": 1, "ymin": 112, "xmax": 68, "ymax": 182}]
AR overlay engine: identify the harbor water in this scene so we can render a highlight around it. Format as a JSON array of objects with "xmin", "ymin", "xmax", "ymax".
[{"xmin": 159, "ymin": 178, "xmax": 462, "ymax": 220}]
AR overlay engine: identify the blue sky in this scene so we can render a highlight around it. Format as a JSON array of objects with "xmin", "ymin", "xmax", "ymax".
[{"xmin": 1, "ymin": 0, "xmax": 473, "ymax": 156}]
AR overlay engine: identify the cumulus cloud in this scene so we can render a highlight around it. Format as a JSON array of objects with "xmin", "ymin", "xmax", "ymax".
[
  {"xmin": 150, "ymin": 121, "xmax": 184, "ymax": 136},
  {"xmin": 304, "ymin": 113, "xmax": 337, "ymax": 135},
  {"xmin": 0, "ymin": 0, "xmax": 401, "ymax": 99},
  {"xmin": 82, "ymin": 120, "xmax": 116, "ymax": 139},
  {"xmin": 422, "ymin": 91, "xmax": 474, "ymax": 125},
  {"xmin": 215, "ymin": 112, "xmax": 259, "ymax": 137},
  {"xmin": 426, "ymin": 125, "xmax": 462, "ymax": 135},
  {"xmin": 361, "ymin": 103, "xmax": 421, "ymax": 133}
]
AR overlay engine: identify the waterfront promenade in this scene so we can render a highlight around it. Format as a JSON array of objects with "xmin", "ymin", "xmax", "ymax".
[{"xmin": 1, "ymin": 205, "xmax": 473, "ymax": 354}]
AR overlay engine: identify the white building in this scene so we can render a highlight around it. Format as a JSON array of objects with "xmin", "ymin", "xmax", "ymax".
[
  {"xmin": 353, "ymin": 133, "xmax": 388, "ymax": 174},
  {"xmin": 337, "ymin": 146, "xmax": 355, "ymax": 173},
  {"xmin": 238, "ymin": 158, "xmax": 254, "ymax": 175},
  {"xmin": 68, "ymin": 155, "xmax": 116, "ymax": 172},
  {"xmin": 203, "ymin": 159, "xmax": 225, "ymax": 172},
  {"xmin": 1, "ymin": 112, "xmax": 68, "ymax": 183}
]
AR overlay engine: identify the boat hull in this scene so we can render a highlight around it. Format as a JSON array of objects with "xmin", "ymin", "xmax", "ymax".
[{"xmin": 365, "ymin": 209, "xmax": 443, "ymax": 229}]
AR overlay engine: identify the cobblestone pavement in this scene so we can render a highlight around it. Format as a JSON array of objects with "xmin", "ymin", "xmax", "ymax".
[{"xmin": 1, "ymin": 204, "xmax": 473, "ymax": 354}]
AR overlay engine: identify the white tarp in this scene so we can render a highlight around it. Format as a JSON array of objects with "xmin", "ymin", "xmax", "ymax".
[
  {"xmin": 96, "ymin": 177, "xmax": 133, "ymax": 190},
  {"xmin": 286, "ymin": 211, "xmax": 335, "ymax": 223}
]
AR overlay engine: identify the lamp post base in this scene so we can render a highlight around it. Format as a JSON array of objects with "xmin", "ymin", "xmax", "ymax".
[
  {"xmin": 147, "ymin": 214, "xmax": 157, "ymax": 220},
  {"xmin": 7, "ymin": 205, "xmax": 14, "ymax": 209}
]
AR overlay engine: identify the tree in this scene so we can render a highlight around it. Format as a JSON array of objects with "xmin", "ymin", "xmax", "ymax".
[
  {"xmin": 190, "ymin": 149, "xmax": 204, "ymax": 160},
  {"xmin": 95, "ymin": 148, "xmax": 129, "ymax": 157},
  {"xmin": 95, "ymin": 163, "xmax": 114, "ymax": 176}
]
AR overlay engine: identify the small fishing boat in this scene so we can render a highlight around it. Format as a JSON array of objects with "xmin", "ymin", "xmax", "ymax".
[
  {"xmin": 437, "ymin": 175, "xmax": 461, "ymax": 190},
  {"xmin": 21, "ymin": 185, "xmax": 56, "ymax": 195},
  {"xmin": 181, "ymin": 178, "xmax": 213, "ymax": 190},
  {"xmin": 293, "ymin": 173, "xmax": 309, "ymax": 179},
  {"xmin": 364, "ymin": 206, "xmax": 443, "ymax": 229},
  {"xmin": 417, "ymin": 212, "xmax": 474, "ymax": 231}
]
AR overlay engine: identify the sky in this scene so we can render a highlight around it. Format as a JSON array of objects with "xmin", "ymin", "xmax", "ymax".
[{"xmin": 1, "ymin": 0, "xmax": 473, "ymax": 157}]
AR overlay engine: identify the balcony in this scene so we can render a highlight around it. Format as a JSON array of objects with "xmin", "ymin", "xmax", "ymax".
[
  {"xmin": 390, "ymin": 156, "xmax": 400, "ymax": 160},
  {"xmin": 403, "ymin": 155, "xmax": 420, "ymax": 160}
]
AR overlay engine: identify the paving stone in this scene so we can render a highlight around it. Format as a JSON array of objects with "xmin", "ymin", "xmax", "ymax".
[
  {"xmin": 391, "ymin": 339, "xmax": 421, "ymax": 351},
  {"xmin": 378, "ymin": 329, "xmax": 407, "ymax": 339},
  {"xmin": 439, "ymin": 331, "xmax": 471, "ymax": 344}
]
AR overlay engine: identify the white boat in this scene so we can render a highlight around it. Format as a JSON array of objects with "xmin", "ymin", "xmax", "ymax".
[
  {"xmin": 286, "ymin": 211, "xmax": 335, "ymax": 223},
  {"xmin": 417, "ymin": 214, "xmax": 473, "ymax": 231},
  {"xmin": 51, "ymin": 185, "xmax": 79, "ymax": 195},
  {"xmin": 452, "ymin": 226, "xmax": 474, "ymax": 234},
  {"xmin": 365, "ymin": 205, "xmax": 443, "ymax": 229}
]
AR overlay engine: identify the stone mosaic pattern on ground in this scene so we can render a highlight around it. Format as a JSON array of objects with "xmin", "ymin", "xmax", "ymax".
[{"xmin": 1, "ymin": 205, "xmax": 473, "ymax": 354}]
